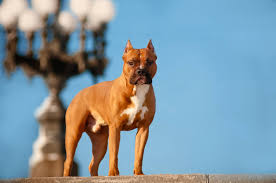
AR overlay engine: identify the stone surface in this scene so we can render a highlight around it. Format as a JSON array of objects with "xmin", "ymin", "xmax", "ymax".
[
  {"xmin": 1, "ymin": 174, "xmax": 276, "ymax": 183},
  {"xmin": 209, "ymin": 175, "xmax": 276, "ymax": 183},
  {"xmin": 1, "ymin": 174, "xmax": 207, "ymax": 183}
]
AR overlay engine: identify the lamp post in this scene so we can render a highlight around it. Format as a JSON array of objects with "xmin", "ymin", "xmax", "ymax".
[{"xmin": 0, "ymin": 0, "xmax": 115, "ymax": 177}]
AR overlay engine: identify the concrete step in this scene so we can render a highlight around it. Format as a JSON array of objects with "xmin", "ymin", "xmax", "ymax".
[{"xmin": 1, "ymin": 174, "xmax": 276, "ymax": 183}]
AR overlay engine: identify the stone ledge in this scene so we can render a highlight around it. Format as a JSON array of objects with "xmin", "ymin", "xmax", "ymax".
[{"xmin": 1, "ymin": 174, "xmax": 276, "ymax": 183}]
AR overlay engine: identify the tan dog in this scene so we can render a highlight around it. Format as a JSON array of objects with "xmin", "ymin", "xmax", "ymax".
[{"xmin": 63, "ymin": 40, "xmax": 157, "ymax": 176}]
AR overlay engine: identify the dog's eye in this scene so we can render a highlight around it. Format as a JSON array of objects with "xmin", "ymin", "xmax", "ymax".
[
  {"xmin": 128, "ymin": 61, "xmax": 134, "ymax": 66},
  {"xmin": 147, "ymin": 60, "xmax": 154, "ymax": 66}
]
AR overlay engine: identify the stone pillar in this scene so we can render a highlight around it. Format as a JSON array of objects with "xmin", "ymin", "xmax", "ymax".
[
  {"xmin": 29, "ymin": 94, "xmax": 65, "ymax": 177},
  {"xmin": 29, "ymin": 76, "xmax": 78, "ymax": 177}
]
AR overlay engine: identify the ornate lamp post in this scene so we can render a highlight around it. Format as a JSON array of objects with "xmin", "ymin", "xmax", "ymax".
[{"xmin": 0, "ymin": 0, "xmax": 115, "ymax": 177}]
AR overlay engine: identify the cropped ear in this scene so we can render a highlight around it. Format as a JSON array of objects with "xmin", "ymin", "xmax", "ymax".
[
  {"xmin": 124, "ymin": 40, "xmax": 133, "ymax": 54},
  {"xmin": 147, "ymin": 39, "xmax": 155, "ymax": 53}
]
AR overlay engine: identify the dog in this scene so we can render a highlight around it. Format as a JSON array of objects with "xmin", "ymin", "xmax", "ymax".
[{"xmin": 63, "ymin": 40, "xmax": 157, "ymax": 176}]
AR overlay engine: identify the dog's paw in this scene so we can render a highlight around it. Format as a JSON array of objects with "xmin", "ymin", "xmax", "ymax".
[
  {"xmin": 133, "ymin": 169, "xmax": 144, "ymax": 175},
  {"xmin": 108, "ymin": 168, "xmax": 119, "ymax": 176}
]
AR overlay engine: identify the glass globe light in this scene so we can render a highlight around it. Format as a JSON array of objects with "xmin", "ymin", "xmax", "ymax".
[
  {"xmin": 58, "ymin": 11, "xmax": 77, "ymax": 34},
  {"xmin": 32, "ymin": 0, "xmax": 58, "ymax": 16},
  {"xmin": 70, "ymin": 0, "xmax": 92, "ymax": 21},
  {"xmin": 18, "ymin": 9, "xmax": 42, "ymax": 32},
  {"xmin": 89, "ymin": 0, "xmax": 115, "ymax": 23},
  {"xmin": 0, "ymin": 0, "xmax": 28, "ymax": 28}
]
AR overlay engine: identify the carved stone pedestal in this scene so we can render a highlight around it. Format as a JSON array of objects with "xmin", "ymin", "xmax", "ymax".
[
  {"xmin": 29, "ymin": 76, "xmax": 78, "ymax": 177},
  {"xmin": 29, "ymin": 94, "xmax": 65, "ymax": 177}
]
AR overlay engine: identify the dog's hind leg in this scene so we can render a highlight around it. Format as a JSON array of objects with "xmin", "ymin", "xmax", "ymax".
[
  {"xmin": 63, "ymin": 103, "xmax": 88, "ymax": 176},
  {"xmin": 87, "ymin": 123, "xmax": 109, "ymax": 176}
]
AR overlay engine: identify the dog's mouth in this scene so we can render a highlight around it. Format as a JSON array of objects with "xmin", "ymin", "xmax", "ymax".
[
  {"xmin": 136, "ymin": 76, "xmax": 149, "ymax": 85},
  {"xmin": 130, "ymin": 74, "xmax": 152, "ymax": 85}
]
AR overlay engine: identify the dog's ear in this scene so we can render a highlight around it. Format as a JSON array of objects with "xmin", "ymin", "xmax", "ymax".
[
  {"xmin": 124, "ymin": 40, "xmax": 133, "ymax": 54},
  {"xmin": 147, "ymin": 40, "xmax": 155, "ymax": 53}
]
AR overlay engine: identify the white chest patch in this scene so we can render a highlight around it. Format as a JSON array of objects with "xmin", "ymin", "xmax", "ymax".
[{"xmin": 120, "ymin": 85, "xmax": 150, "ymax": 125}]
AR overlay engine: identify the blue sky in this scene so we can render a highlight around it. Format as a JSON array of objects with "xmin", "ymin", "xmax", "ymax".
[{"xmin": 1, "ymin": 0, "xmax": 276, "ymax": 178}]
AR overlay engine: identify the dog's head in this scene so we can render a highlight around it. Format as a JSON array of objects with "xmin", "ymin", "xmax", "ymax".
[{"xmin": 122, "ymin": 40, "xmax": 157, "ymax": 85}]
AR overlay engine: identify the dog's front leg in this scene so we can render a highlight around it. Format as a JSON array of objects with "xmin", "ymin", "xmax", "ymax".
[
  {"xmin": 108, "ymin": 125, "xmax": 120, "ymax": 176},
  {"xmin": 134, "ymin": 126, "xmax": 149, "ymax": 175}
]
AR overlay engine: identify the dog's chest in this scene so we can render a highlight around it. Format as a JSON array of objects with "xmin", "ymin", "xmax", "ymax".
[{"xmin": 120, "ymin": 85, "xmax": 150, "ymax": 125}]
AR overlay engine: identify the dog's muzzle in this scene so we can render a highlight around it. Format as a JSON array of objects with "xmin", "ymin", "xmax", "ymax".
[{"xmin": 130, "ymin": 69, "xmax": 152, "ymax": 85}]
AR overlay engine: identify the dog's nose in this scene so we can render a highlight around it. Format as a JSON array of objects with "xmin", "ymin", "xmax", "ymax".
[{"xmin": 136, "ymin": 69, "xmax": 146, "ymax": 76}]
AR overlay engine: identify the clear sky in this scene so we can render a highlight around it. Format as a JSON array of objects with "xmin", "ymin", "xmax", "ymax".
[{"xmin": 1, "ymin": 0, "xmax": 276, "ymax": 178}]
